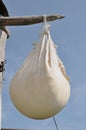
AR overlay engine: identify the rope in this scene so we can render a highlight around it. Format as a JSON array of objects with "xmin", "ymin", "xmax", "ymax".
[
  {"xmin": 53, "ymin": 116, "xmax": 58, "ymax": 130},
  {"xmin": 42, "ymin": 15, "xmax": 50, "ymax": 32}
]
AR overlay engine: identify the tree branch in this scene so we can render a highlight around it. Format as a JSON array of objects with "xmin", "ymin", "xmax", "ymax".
[{"xmin": 0, "ymin": 14, "xmax": 65, "ymax": 26}]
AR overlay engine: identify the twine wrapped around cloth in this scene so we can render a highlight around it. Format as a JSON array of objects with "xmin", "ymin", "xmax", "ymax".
[{"xmin": 10, "ymin": 22, "xmax": 70, "ymax": 120}]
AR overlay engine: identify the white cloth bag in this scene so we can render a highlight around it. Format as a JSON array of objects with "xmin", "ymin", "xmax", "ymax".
[
  {"xmin": 0, "ymin": 30, "xmax": 7, "ymax": 129},
  {"xmin": 9, "ymin": 23, "xmax": 70, "ymax": 119},
  {"xmin": 0, "ymin": 30, "xmax": 7, "ymax": 62}
]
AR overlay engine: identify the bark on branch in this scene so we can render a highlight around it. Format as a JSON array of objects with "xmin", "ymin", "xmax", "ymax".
[{"xmin": 0, "ymin": 14, "xmax": 64, "ymax": 26}]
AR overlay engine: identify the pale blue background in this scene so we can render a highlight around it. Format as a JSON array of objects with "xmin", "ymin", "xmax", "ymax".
[{"xmin": 2, "ymin": 0, "xmax": 86, "ymax": 130}]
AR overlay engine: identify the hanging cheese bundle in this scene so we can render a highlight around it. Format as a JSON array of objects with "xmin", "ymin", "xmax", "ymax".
[
  {"xmin": 0, "ymin": 30, "xmax": 7, "ymax": 80},
  {"xmin": 0, "ymin": 30, "xmax": 7, "ymax": 129},
  {"xmin": 9, "ymin": 21, "xmax": 70, "ymax": 119}
]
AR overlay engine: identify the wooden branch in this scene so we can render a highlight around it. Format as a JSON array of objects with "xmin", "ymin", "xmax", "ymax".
[{"xmin": 0, "ymin": 14, "xmax": 64, "ymax": 26}]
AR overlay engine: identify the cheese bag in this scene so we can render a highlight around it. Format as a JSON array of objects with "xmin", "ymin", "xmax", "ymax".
[{"xmin": 9, "ymin": 23, "xmax": 70, "ymax": 119}]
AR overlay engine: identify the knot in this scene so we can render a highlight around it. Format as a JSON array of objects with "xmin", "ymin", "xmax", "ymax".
[{"xmin": 42, "ymin": 15, "xmax": 50, "ymax": 34}]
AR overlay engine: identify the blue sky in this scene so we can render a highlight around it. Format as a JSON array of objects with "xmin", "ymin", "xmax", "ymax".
[{"xmin": 1, "ymin": 0, "xmax": 86, "ymax": 129}]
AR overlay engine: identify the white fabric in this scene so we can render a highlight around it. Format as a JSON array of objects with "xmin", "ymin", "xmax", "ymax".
[
  {"xmin": 0, "ymin": 30, "xmax": 7, "ymax": 128},
  {"xmin": 0, "ymin": 30, "xmax": 7, "ymax": 61},
  {"xmin": 10, "ymin": 24, "xmax": 70, "ymax": 119}
]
